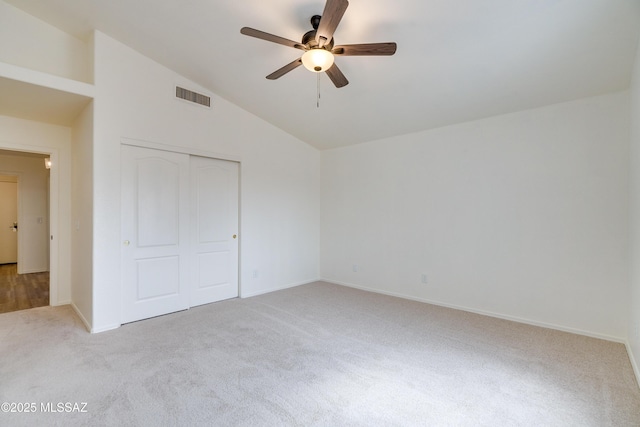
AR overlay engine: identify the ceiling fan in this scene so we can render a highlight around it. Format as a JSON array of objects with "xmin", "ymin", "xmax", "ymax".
[{"xmin": 240, "ymin": 0, "xmax": 397, "ymax": 88}]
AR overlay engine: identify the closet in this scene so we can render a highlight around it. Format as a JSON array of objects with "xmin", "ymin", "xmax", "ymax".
[{"xmin": 121, "ymin": 145, "xmax": 238, "ymax": 323}]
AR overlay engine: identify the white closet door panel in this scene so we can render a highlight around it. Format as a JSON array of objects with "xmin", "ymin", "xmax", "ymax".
[
  {"xmin": 136, "ymin": 158, "xmax": 180, "ymax": 247},
  {"xmin": 190, "ymin": 156, "xmax": 239, "ymax": 307},
  {"xmin": 121, "ymin": 145, "xmax": 190, "ymax": 323},
  {"xmin": 136, "ymin": 256, "xmax": 180, "ymax": 300},
  {"xmin": 196, "ymin": 252, "xmax": 230, "ymax": 287}
]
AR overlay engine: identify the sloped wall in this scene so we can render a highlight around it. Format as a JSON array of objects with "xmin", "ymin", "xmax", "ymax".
[{"xmin": 91, "ymin": 31, "xmax": 320, "ymax": 332}]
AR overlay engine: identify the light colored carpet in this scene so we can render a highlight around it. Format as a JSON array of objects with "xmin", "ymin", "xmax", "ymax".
[{"xmin": 1, "ymin": 281, "xmax": 639, "ymax": 426}]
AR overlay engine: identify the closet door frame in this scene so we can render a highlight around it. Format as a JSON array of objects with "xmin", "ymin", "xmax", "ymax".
[{"xmin": 120, "ymin": 138, "xmax": 241, "ymax": 324}]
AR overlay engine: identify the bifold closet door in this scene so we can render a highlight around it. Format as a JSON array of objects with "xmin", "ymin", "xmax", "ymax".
[
  {"xmin": 189, "ymin": 156, "xmax": 239, "ymax": 307},
  {"xmin": 121, "ymin": 146, "xmax": 190, "ymax": 324}
]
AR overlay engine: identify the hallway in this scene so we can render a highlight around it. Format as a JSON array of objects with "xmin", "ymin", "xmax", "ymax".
[{"xmin": 0, "ymin": 263, "xmax": 49, "ymax": 314}]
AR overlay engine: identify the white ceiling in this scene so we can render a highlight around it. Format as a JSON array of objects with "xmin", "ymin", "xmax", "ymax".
[{"xmin": 6, "ymin": 0, "xmax": 640, "ymax": 150}]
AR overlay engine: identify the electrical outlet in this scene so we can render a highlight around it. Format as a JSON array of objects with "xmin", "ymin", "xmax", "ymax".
[
  {"xmin": 252, "ymin": 269, "xmax": 258, "ymax": 279},
  {"xmin": 421, "ymin": 274, "xmax": 428, "ymax": 284},
  {"xmin": 352, "ymin": 265, "xmax": 359, "ymax": 273}
]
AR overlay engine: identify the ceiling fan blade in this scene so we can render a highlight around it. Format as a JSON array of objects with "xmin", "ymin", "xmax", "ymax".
[
  {"xmin": 241, "ymin": 27, "xmax": 306, "ymax": 50},
  {"xmin": 316, "ymin": 0, "xmax": 349, "ymax": 48},
  {"xmin": 266, "ymin": 58, "xmax": 303, "ymax": 80},
  {"xmin": 333, "ymin": 42, "xmax": 397, "ymax": 56},
  {"xmin": 326, "ymin": 63, "xmax": 349, "ymax": 88}
]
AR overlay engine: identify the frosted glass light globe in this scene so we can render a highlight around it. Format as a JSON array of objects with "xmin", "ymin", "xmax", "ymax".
[{"xmin": 301, "ymin": 49, "xmax": 335, "ymax": 73}]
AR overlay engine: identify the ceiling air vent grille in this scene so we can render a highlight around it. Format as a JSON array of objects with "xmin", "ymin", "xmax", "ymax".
[{"xmin": 176, "ymin": 86, "xmax": 211, "ymax": 107}]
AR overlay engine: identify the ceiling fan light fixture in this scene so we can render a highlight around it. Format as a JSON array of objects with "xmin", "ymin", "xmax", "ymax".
[
  {"xmin": 301, "ymin": 48, "xmax": 334, "ymax": 73},
  {"xmin": 240, "ymin": 0, "xmax": 396, "ymax": 88}
]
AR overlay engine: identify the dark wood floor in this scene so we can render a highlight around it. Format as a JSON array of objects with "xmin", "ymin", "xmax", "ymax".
[{"xmin": 0, "ymin": 263, "xmax": 49, "ymax": 314}]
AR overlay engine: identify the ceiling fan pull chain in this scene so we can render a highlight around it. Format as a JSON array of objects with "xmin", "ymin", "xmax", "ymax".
[{"xmin": 317, "ymin": 73, "xmax": 321, "ymax": 108}]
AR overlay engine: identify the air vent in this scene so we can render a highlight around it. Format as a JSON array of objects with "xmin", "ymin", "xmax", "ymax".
[{"xmin": 176, "ymin": 86, "xmax": 211, "ymax": 107}]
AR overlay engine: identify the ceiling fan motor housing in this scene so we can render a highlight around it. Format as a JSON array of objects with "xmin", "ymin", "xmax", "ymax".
[{"xmin": 302, "ymin": 18, "xmax": 334, "ymax": 51}]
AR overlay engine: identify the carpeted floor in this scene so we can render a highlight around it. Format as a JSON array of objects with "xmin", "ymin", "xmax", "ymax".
[{"xmin": 1, "ymin": 281, "xmax": 639, "ymax": 426}]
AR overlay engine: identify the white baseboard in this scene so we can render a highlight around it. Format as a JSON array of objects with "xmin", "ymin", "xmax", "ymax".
[
  {"xmin": 74, "ymin": 279, "xmax": 320, "ymax": 333},
  {"xmin": 240, "ymin": 278, "xmax": 320, "ymax": 299},
  {"xmin": 52, "ymin": 299, "xmax": 71, "ymax": 306},
  {"xmin": 70, "ymin": 302, "xmax": 92, "ymax": 332},
  {"xmin": 321, "ymin": 278, "xmax": 626, "ymax": 344},
  {"xmin": 18, "ymin": 267, "xmax": 49, "ymax": 274},
  {"xmin": 91, "ymin": 323, "xmax": 121, "ymax": 334},
  {"xmin": 626, "ymin": 341, "xmax": 640, "ymax": 389},
  {"xmin": 71, "ymin": 303, "xmax": 120, "ymax": 334}
]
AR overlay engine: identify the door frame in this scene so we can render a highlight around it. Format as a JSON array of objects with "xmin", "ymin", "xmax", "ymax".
[
  {"xmin": 120, "ymin": 137, "xmax": 242, "ymax": 321},
  {"xmin": 0, "ymin": 145, "xmax": 58, "ymax": 306}
]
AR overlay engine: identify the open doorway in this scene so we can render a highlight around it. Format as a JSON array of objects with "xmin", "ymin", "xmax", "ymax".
[
  {"xmin": 0, "ymin": 150, "xmax": 51, "ymax": 314},
  {"xmin": 0, "ymin": 175, "xmax": 18, "ymax": 264}
]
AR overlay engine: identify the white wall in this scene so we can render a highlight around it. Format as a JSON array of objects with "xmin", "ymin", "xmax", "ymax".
[
  {"xmin": 0, "ymin": 153, "xmax": 49, "ymax": 273},
  {"xmin": 629, "ymin": 36, "xmax": 640, "ymax": 379},
  {"xmin": 91, "ymin": 31, "xmax": 320, "ymax": 332},
  {"xmin": 70, "ymin": 102, "xmax": 93, "ymax": 328},
  {"xmin": 0, "ymin": 0, "xmax": 93, "ymax": 322},
  {"xmin": 321, "ymin": 92, "xmax": 629, "ymax": 340},
  {"xmin": 0, "ymin": 115, "xmax": 72, "ymax": 305},
  {"xmin": 0, "ymin": 1, "xmax": 90, "ymax": 83}
]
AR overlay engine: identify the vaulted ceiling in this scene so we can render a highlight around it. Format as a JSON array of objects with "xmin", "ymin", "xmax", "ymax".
[{"xmin": 6, "ymin": 0, "xmax": 640, "ymax": 150}]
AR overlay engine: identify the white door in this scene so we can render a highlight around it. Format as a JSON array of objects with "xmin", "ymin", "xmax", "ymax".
[
  {"xmin": 0, "ymin": 180, "xmax": 18, "ymax": 264},
  {"xmin": 190, "ymin": 156, "xmax": 239, "ymax": 307},
  {"xmin": 121, "ymin": 145, "xmax": 190, "ymax": 323}
]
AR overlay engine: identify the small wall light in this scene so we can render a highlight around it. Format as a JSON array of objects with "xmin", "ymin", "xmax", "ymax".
[{"xmin": 44, "ymin": 158, "xmax": 52, "ymax": 169}]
